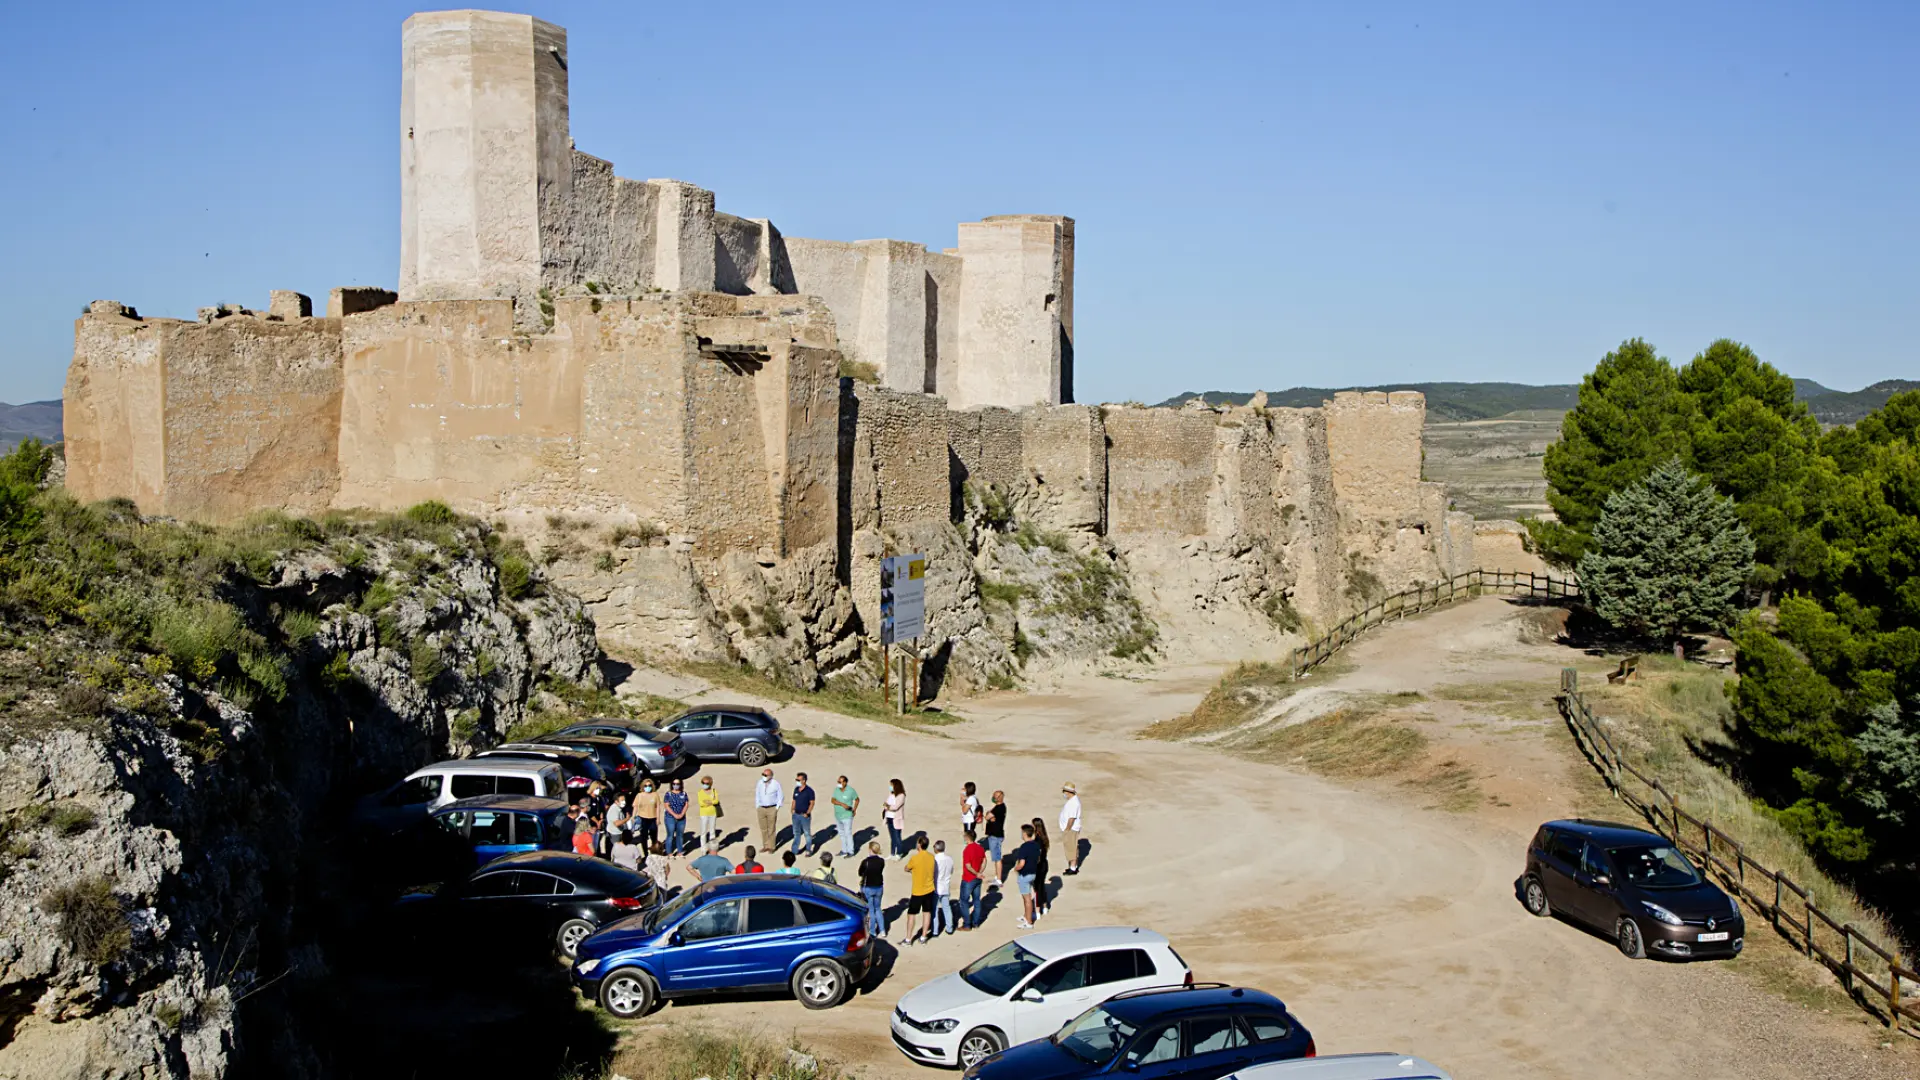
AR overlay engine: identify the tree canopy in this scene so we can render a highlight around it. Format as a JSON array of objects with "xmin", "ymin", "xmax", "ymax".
[{"xmin": 1578, "ymin": 459, "xmax": 1754, "ymax": 648}]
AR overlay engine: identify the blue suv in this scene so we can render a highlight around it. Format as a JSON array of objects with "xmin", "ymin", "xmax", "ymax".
[
  {"xmin": 428, "ymin": 794, "xmax": 572, "ymax": 867},
  {"xmin": 571, "ymin": 875, "xmax": 875, "ymax": 1018},
  {"xmin": 963, "ymin": 984, "xmax": 1315, "ymax": 1080}
]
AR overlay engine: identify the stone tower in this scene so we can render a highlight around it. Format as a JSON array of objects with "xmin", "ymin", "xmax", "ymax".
[{"xmin": 398, "ymin": 10, "xmax": 570, "ymax": 303}]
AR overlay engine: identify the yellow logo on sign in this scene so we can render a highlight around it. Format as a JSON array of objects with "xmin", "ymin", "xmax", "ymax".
[{"xmin": 908, "ymin": 558, "xmax": 926, "ymax": 581}]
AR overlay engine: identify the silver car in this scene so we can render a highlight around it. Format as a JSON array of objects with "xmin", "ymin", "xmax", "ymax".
[{"xmin": 544, "ymin": 719, "xmax": 687, "ymax": 778}]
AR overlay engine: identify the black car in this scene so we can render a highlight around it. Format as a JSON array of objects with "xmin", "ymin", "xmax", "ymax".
[
  {"xmin": 396, "ymin": 851, "xmax": 659, "ymax": 958},
  {"xmin": 525, "ymin": 733, "xmax": 642, "ymax": 792},
  {"xmin": 657, "ymin": 705, "xmax": 785, "ymax": 767},
  {"xmin": 476, "ymin": 744, "xmax": 609, "ymax": 800},
  {"xmin": 1522, "ymin": 818, "xmax": 1745, "ymax": 960}
]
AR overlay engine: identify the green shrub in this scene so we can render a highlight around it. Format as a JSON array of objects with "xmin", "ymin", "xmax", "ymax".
[
  {"xmin": 277, "ymin": 607, "xmax": 321, "ymax": 647},
  {"xmin": 41, "ymin": 876, "xmax": 130, "ymax": 964},
  {"xmin": 594, "ymin": 551, "xmax": 616, "ymax": 573},
  {"xmin": 149, "ymin": 599, "xmax": 244, "ymax": 680},
  {"xmin": 408, "ymin": 638, "xmax": 445, "ymax": 687},
  {"xmin": 978, "ymin": 579, "xmax": 1029, "ymax": 607},
  {"xmin": 359, "ymin": 579, "xmax": 398, "ymax": 615},
  {"xmin": 403, "ymin": 500, "xmax": 459, "ymax": 527},
  {"xmin": 497, "ymin": 554, "xmax": 533, "ymax": 600},
  {"xmin": 1260, "ymin": 593, "xmax": 1302, "ymax": 633},
  {"xmin": 49, "ymin": 803, "xmax": 96, "ymax": 836}
]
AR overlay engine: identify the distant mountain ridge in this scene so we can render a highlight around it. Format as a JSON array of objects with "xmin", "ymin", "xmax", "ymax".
[
  {"xmin": 0, "ymin": 400, "xmax": 61, "ymax": 450},
  {"xmin": 1158, "ymin": 378, "xmax": 1915, "ymax": 426},
  {"xmin": 1155, "ymin": 383, "xmax": 1579, "ymax": 422}
]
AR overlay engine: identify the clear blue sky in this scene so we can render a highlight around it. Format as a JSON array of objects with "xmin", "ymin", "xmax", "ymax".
[{"xmin": 2, "ymin": 1, "xmax": 1913, "ymax": 406}]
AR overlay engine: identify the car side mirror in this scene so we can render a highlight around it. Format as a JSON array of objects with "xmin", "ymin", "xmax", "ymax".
[
  {"xmin": 1119, "ymin": 1062, "xmax": 1140, "ymax": 1073},
  {"xmin": 669, "ymin": 930, "xmax": 684, "ymax": 947},
  {"xmin": 1018, "ymin": 988, "xmax": 1044, "ymax": 1004},
  {"xmin": 1594, "ymin": 874, "xmax": 1611, "ymax": 888}
]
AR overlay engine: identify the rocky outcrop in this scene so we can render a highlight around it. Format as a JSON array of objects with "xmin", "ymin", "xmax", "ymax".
[{"xmin": 0, "ymin": 524, "xmax": 599, "ymax": 1080}]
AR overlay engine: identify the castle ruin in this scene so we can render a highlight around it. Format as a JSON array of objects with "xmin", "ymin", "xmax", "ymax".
[{"xmin": 63, "ymin": 10, "xmax": 1493, "ymax": 688}]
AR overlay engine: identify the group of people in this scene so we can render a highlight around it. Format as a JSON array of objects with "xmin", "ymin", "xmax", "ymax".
[{"xmin": 554, "ymin": 767, "xmax": 1089, "ymax": 942}]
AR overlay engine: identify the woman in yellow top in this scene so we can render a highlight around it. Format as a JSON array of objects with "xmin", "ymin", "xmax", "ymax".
[{"xmin": 696, "ymin": 774, "xmax": 722, "ymax": 848}]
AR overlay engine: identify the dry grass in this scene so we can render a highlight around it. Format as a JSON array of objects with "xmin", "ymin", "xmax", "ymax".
[
  {"xmin": 600, "ymin": 1025, "xmax": 854, "ymax": 1080},
  {"xmin": 1138, "ymin": 658, "xmax": 1353, "ymax": 741},
  {"xmin": 1430, "ymin": 679, "xmax": 1557, "ymax": 721},
  {"xmin": 1239, "ymin": 702, "xmax": 1429, "ymax": 777},
  {"xmin": 1584, "ymin": 655, "xmax": 1909, "ymax": 971}
]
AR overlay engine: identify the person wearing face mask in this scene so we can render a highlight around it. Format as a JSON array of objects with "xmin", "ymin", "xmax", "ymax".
[
  {"xmin": 631, "ymin": 778, "xmax": 662, "ymax": 853},
  {"xmin": 663, "ymin": 778, "xmax": 690, "ymax": 856},
  {"xmin": 754, "ymin": 768, "xmax": 783, "ymax": 853},
  {"xmin": 696, "ymin": 774, "xmax": 722, "ymax": 848}
]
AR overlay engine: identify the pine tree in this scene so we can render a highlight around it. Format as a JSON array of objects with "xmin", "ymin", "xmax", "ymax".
[
  {"xmin": 1532, "ymin": 339, "xmax": 1696, "ymax": 565},
  {"xmin": 1578, "ymin": 459, "xmax": 1754, "ymax": 654}
]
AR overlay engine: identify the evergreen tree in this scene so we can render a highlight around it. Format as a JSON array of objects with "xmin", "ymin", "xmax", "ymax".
[
  {"xmin": 1532, "ymin": 339, "xmax": 1695, "ymax": 565},
  {"xmin": 1677, "ymin": 340, "xmax": 1824, "ymax": 594},
  {"xmin": 1578, "ymin": 459, "xmax": 1755, "ymax": 653}
]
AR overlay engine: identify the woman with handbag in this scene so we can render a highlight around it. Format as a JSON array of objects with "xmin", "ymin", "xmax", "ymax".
[
  {"xmin": 696, "ymin": 774, "xmax": 722, "ymax": 848},
  {"xmin": 884, "ymin": 778, "xmax": 908, "ymax": 859}
]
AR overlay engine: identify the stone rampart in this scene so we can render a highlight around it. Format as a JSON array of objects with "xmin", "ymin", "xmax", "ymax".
[
  {"xmin": 848, "ymin": 386, "xmax": 953, "ymax": 530},
  {"xmin": 1019, "ymin": 405, "xmax": 1105, "ymax": 535},
  {"xmin": 65, "ymin": 300, "xmax": 342, "ymax": 521},
  {"xmin": 1104, "ymin": 406, "xmax": 1218, "ymax": 536}
]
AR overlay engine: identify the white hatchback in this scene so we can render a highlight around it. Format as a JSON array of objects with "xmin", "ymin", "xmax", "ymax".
[
  {"xmin": 889, "ymin": 927, "xmax": 1191, "ymax": 1070},
  {"xmin": 1230, "ymin": 1054, "xmax": 1453, "ymax": 1080}
]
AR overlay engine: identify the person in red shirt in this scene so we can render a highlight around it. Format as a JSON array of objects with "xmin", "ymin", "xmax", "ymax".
[
  {"xmin": 572, "ymin": 813, "xmax": 600, "ymax": 857},
  {"xmin": 734, "ymin": 844, "xmax": 764, "ymax": 874},
  {"xmin": 958, "ymin": 836, "xmax": 986, "ymax": 930}
]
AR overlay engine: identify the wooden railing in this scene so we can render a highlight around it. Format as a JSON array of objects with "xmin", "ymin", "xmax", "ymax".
[
  {"xmin": 1559, "ymin": 670, "xmax": 1915, "ymax": 1034},
  {"xmin": 1285, "ymin": 568, "xmax": 1580, "ymax": 679}
]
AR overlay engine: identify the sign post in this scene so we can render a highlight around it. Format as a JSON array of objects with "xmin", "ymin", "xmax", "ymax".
[{"xmin": 879, "ymin": 553, "xmax": 927, "ymax": 713}]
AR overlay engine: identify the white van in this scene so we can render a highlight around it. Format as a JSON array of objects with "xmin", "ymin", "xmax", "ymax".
[
  {"xmin": 1230, "ymin": 1054, "xmax": 1453, "ymax": 1080},
  {"xmin": 356, "ymin": 758, "xmax": 567, "ymax": 834}
]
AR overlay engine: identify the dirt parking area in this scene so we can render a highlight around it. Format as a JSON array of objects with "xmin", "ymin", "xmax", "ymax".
[{"xmin": 611, "ymin": 598, "xmax": 1915, "ymax": 1079}]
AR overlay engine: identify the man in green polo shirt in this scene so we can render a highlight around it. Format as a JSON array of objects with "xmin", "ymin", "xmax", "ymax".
[{"xmin": 832, "ymin": 775, "xmax": 860, "ymax": 857}]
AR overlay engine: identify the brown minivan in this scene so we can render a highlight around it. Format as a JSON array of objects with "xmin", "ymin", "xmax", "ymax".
[{"xmin": 1522, "ymin": 819, "xmax": 1744, "ymax": 960}]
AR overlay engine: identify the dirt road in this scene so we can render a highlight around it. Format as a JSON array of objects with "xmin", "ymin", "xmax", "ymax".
[{"xmin": 613, "ymin": 598, "xmax": 1913, "ymax": 1079}]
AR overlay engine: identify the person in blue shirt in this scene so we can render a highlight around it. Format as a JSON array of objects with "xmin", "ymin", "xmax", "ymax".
[
  {"xmin": 690, "ymin": 843, "xmax": 733, "ymax": 882},
  {"xmin": 776, "ymin": 850, "xmax": 801, "ymax": 875},
  {"xmin": 754, "ymin": 769, "xmax": 783, "ymax": 852},
  {"xmin": 791, "ymin": 772, "xmax": 816, "ymax": 857}
]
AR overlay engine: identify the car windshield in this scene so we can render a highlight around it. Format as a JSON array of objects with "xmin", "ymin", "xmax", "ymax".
[
  {"xmin": 1051, "ymin": 1005, "xmax": 1139, "ymax": 1066},
  {"xmin": 1610, "ymin": 845, "xmax": 1703, "ymax": 888},
  {"xmin": 645, "ymin": 886, "xmax": 705, "ymax": 932},
  {"xmin": 959, "ymin": 941, "xmax": 1043, "ymax": 997}
]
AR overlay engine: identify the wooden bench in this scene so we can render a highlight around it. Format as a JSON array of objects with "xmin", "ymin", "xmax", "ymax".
[{"xmin": 1606, "ymin": 656, "xmax": 1640, "ymax": 684}]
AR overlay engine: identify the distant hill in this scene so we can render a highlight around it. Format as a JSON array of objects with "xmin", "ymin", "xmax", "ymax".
[
  {"xmin": 1156, "ymin": 383, "xmax": 1580, "ymax": 423},
  {"xmin": 1803, "ymin": 380, "xmax": 1919, "ymax": 426},
  {"xmin": 0, "ymin": 400, "xmax": 62, "ymax": 450},
  {"xmin": 1160, "ymin": 378, "xmax": 1915, "ymax": 427}
]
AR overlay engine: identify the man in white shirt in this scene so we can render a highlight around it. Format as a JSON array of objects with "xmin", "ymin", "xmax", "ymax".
[
  {"xmin": 1059, "ymin": 781, "xmax": 1083, "ymax": 875},
  {"xmin": 932, "ymin": 839, "xmax": 956, "ymax": 935},
  {"xmin": 754, "ymin": 768, "xmax": 784, "ymax": 853}
]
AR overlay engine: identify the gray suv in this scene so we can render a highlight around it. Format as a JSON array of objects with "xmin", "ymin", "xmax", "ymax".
[{"xmin": 658, "ymin": 705, "xmax": 784, "ymax": 766}]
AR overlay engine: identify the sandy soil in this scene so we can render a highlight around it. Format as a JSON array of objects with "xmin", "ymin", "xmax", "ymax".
[{"xmin": 610, "ymin": 598, "xmax": 1915, "ymax": 1079}]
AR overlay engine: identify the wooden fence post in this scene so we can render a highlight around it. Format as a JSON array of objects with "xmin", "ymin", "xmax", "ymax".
[
  {"xmin": 1892, "ymin": 961, "xmax": 1902, "ymax": 1032},
  {"xmin": 1843, "ymin": 928, "xmax": 1854, "ymax": 997},
  {"xmin": 1772, "ymin": 874, "xmax": 1782, "ymax": 932}
]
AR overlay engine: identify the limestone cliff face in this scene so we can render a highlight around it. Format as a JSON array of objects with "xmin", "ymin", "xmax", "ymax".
[{"xmin": 0, "ymin": 528, "xmax": 599, "ymax": 1080}]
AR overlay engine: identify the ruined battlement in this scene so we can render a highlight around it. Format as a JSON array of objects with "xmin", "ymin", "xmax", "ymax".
[
  {"xmin": 61, "ymin": 8, "xmax": 1489, "ymax": 679},
  {"xmin": 397, "ymin": 9, "xmax": 1070, "ymax": 410}
]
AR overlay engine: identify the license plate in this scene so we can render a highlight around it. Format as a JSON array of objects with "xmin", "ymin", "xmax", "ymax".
[{"xmin": 1697, "ymin": 931, "xmax": 1730, "ymax": 942}]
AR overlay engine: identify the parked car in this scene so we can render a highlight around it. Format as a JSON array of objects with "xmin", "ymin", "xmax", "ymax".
[
  {"xmin": 476, "ymin": 744, "xmax": 609, "ymax": 800},
  {"xmin": 657, "ymin": 705, "xmax": 785, "ymax": 766},
  {"xmin": 354, "ymin": 758, "xmax": 567, "ymax": 834},
  {"xmin": 395, "ymin": 850, "xmax": 657, "ymax": 958},
  {"xmin": 571, "ymin": 875, "xmax": 874, "ymax": 1017},
  {"xmin": 428, "ymin": 794, "xmax": 572, "ymax": 867},
  {"xmin": 525, "ymin": 733, "xmax": 642, "ymax": 792},
  {"xmin": 1228, "ymin": 1054, "xmax": 1451, "ymax": 1080},
  {"xmin": 543, "ymin": 718, "xmax": 687, "ymax": 777},
  {"xmin": 892, "ymin": 927, "xmax": 1192, "ymax": 1069},
  {"xmin": 1522, "ymin": 818, "xmax": 1745, "ymax": 960},
  {"xmin": 962, "ymin": 984, "xmax": 1315, "ymax": 1080}
]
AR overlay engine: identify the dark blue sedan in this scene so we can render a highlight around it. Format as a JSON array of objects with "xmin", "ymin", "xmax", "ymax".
[
  {"xmin": 571, "ymin": 875, "xmax": 875, "ymax": 1017},
  {"xmin": 963, "ymin": 984, "xmax": 1315, "ymax": 1080}
]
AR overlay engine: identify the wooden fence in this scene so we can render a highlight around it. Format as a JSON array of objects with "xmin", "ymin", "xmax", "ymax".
[
  {"xmin": 1560, "ymin": 670, "xmax": 1915, "ymax": 1034},
  {"xmin": 1284, "ymin": 568, "xmax": 1580, "ymax": 679}
]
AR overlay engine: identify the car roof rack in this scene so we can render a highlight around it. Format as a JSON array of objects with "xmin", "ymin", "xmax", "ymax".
[{"xmin": 1108, "ymin": 982, "xmax": 1233, "ymax": 1001}]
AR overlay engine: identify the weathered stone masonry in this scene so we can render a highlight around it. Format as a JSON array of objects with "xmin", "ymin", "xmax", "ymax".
[{"xmin": 63, "ymin": 8, "xmax": 1486, "ymax": 678}]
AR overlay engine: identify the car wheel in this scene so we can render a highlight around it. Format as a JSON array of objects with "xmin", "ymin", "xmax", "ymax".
[
  {"xmin": 599, "ymin": 967, "xmax": 656, "ymax": 1018},
  {"xmin": 1523, "ymin": 876, "xmax": 1552, "ymax": 917},
  {"xmin": 790, "ymin": 958, "xmax": 847, "ymax": 1010},
  {"xmin": 737, "ymin": 741, "xmax": 769, "ymax": 767},
  {"xmin": 958, "ymin": 1027, "xmax": 1006, "ymax": 1068},
  {"xmin": 1616, "ymin": 916, "xmax": 1646, "ymax": 959},
  {"xmin": 556, "ymin": 918, "xmax": 595, "ymax": 958}
]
